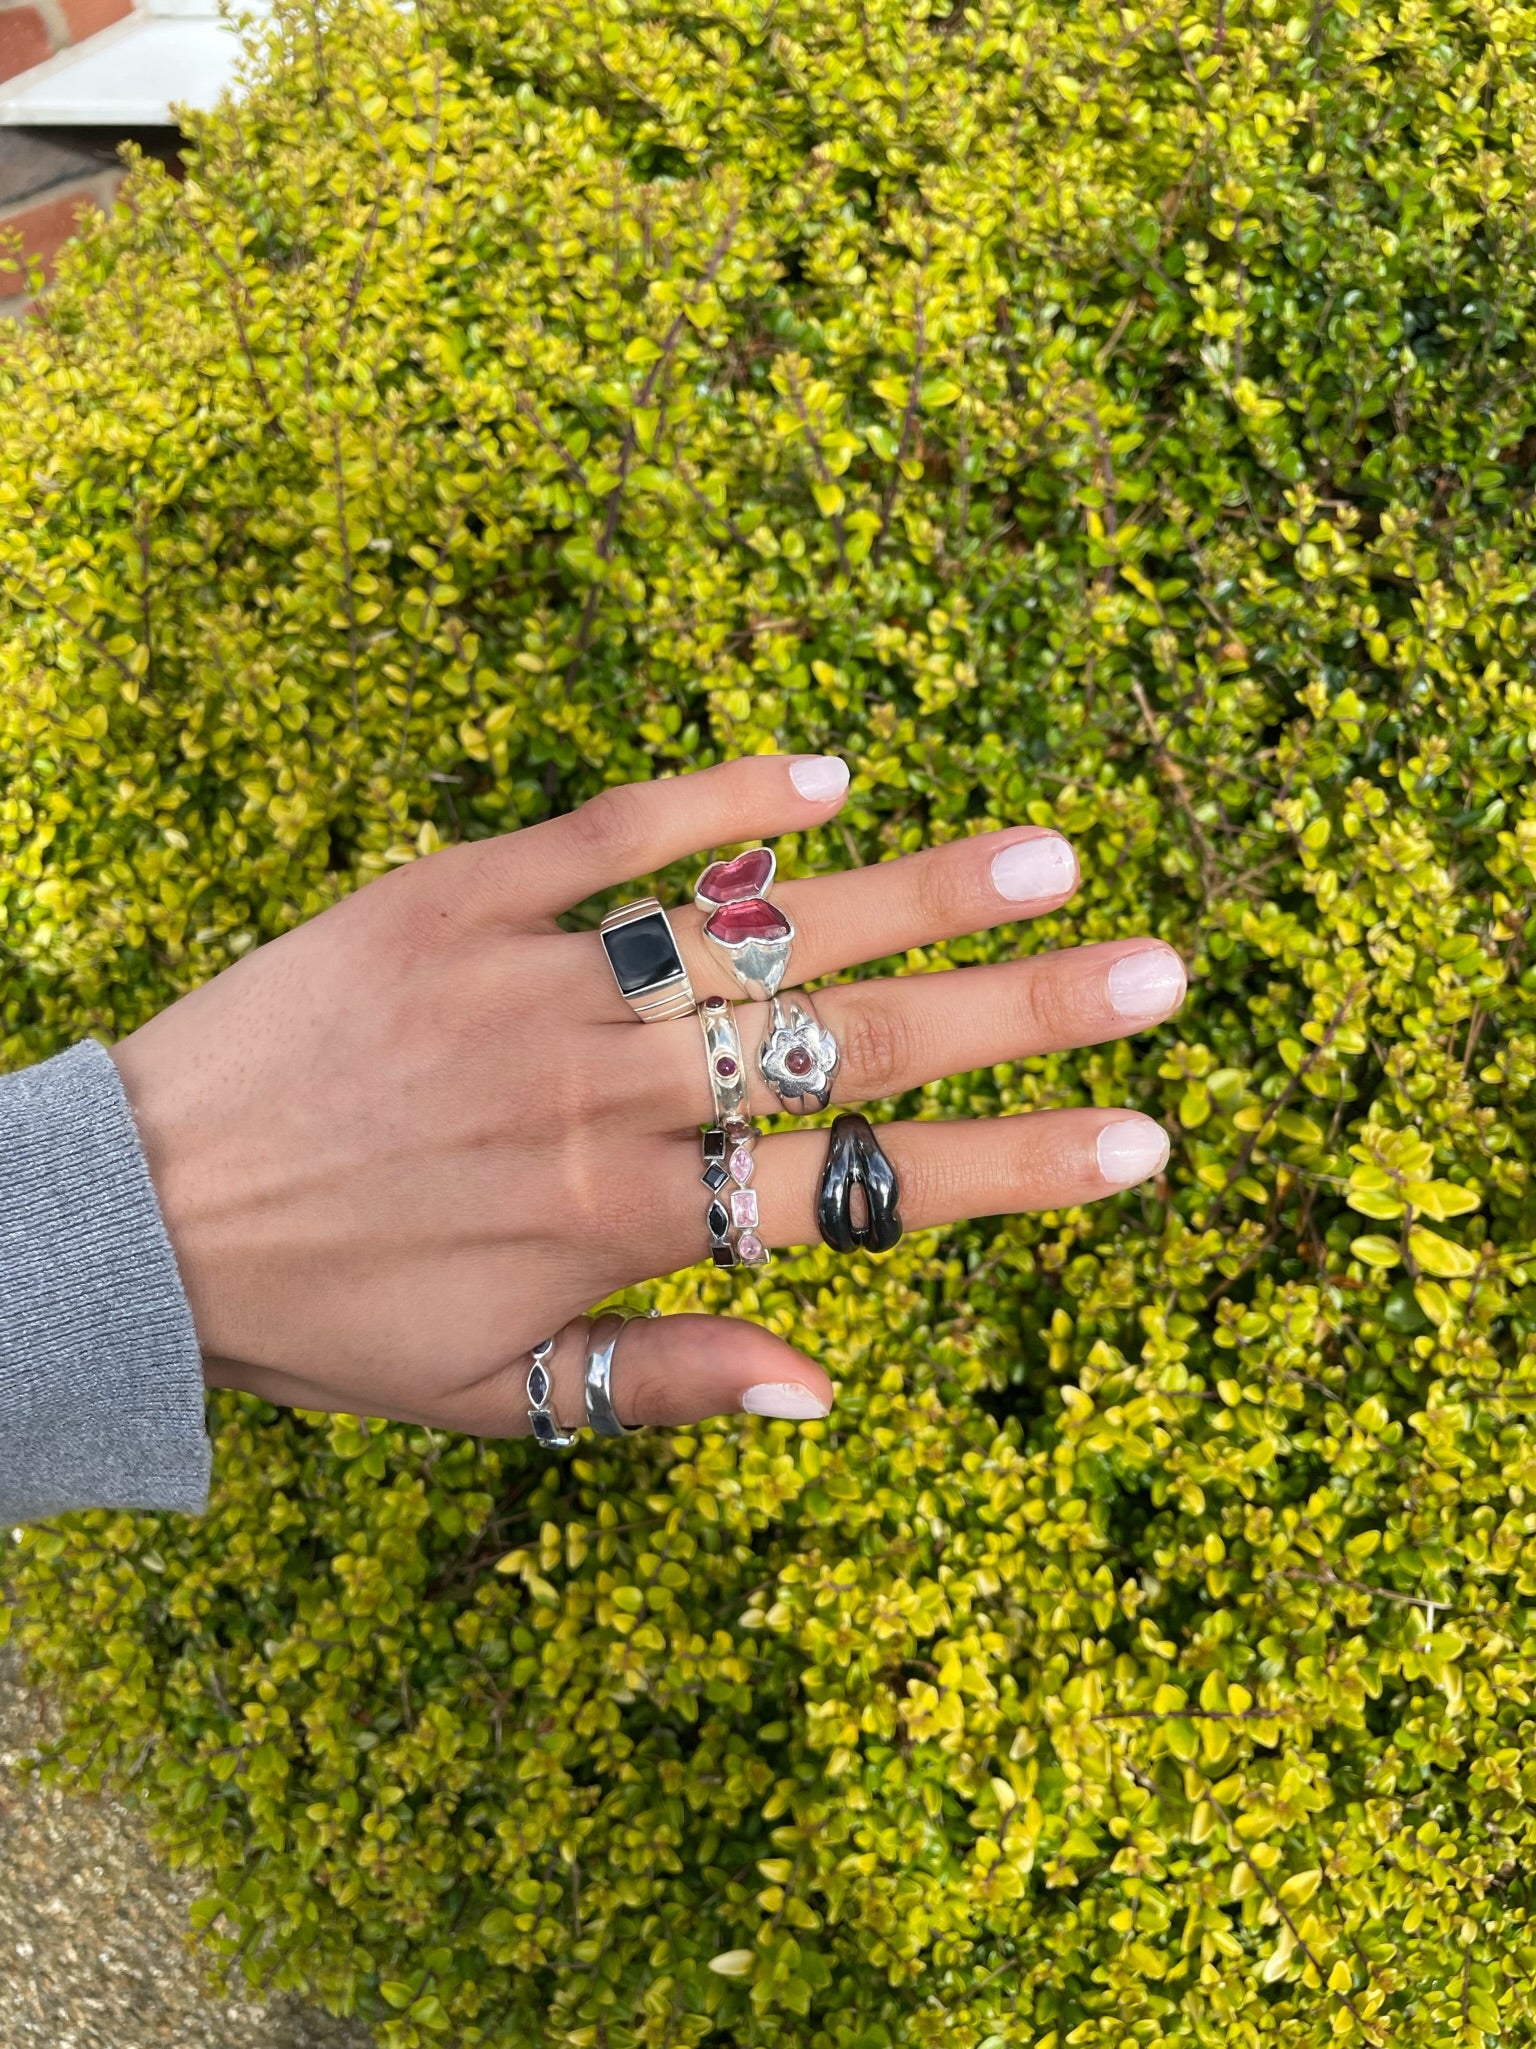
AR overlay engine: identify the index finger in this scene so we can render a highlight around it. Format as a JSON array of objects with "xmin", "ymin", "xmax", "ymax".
[{"xmin": 459, "ymin": 754, "xmax": 852, "ymax": 925}]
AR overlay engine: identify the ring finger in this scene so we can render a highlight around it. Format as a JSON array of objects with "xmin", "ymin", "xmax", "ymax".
[
  {"xmin": 622, "ymin": 936, "xmax": 1188, "ymax": 1133},
  {"xmin": 625, "ymin": 1103, "xmax": 1172, "ymax": 1280}
]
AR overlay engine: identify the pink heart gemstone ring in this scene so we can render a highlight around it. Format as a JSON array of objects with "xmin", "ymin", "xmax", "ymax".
[{"xmin": 694, "ymin": 846, "xmax": 796, "ymax": 1001}]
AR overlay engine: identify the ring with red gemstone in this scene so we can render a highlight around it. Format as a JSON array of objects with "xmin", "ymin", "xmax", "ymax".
[
  {"xmin": 758, "ymin": 991, "xmax": 841, "ymax": 1115},
  {"xmin": 694, "ymin": 847, "xmax": 796, "ymax": 1002}
]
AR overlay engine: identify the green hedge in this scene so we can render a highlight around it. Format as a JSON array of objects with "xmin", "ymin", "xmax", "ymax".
[{"xmin": 5, "ymin": 0, "xmax": 1536, "ymax": 2040}]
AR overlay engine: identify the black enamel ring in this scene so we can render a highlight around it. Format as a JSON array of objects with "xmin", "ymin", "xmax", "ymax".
[{"xmin": 816, "ymin": 1112, "xmax": 903, "ymax": 1254}]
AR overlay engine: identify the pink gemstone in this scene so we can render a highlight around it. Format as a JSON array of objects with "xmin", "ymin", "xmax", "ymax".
[
  {"xmin": 705, "ymin": 898, "xmax": 792, "ymax": 945},
  {"xmin": 737, "ymin": 1231, "xmax": 767, "ymax": 1265},
  {"xmin": 715, "ymin": 1055, "xmax": 738, "ymax": 1078},
  {"xmin": 730, "ymin": 1188, "xmax": 759, "ymax": 1229},
  {"xmin": 784, "ymin": 1044, "xmax": 815, "ymax": 1076},
  {"xmin": 730, "ymin": 1145, "xmax": 755, "ymax": 1184},
  {"xmin": 697, "ymin": 848, "xmax": 775, "ymax": 904}
]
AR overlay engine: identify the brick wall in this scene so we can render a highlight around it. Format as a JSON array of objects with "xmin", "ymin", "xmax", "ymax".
[{"xmin": 0, "ymin": 0, "xmax": 136, "ymax": 314}]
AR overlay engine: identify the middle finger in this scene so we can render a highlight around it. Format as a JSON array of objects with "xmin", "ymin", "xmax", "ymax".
[{"xmin": 622, "ymin": 937, "xmax": 1188, "ymax": 1134}]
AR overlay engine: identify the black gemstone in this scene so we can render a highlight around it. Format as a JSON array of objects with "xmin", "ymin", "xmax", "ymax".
[
  {"xmin": 702, "ymin": 1128, "xmax": 728, "ymax": 1161},
  {"xmin": 528, "ymin": 1363, "xmax": 549, "ymax": 1405},
  {"xmin": 701, "ymin": 1162, "xmax": 729, "ymax": 1191},
  {"xmin": 706, "ymin": 1200, "xmax": 730, "ymax": 1237},
  {"xmin": 711, "ymin": 1243, "xmax": 737, "ymax": 1268},
  {"xmin": 601, "ymin": 911, "xmax": 684, "ymax": 996}
]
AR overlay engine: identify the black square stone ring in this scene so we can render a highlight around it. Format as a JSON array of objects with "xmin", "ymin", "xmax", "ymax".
[{"xmin": 599, "ymin": 897, "xmax": 696, "ymax": 1022}]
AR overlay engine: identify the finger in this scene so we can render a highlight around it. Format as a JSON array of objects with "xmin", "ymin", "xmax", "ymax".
[
  {"xmin": 637, "ymin": 937, "xmax": 1188, "ymax": 1129},
  {"xmin": 639, "ymin": 823, "xmax": 1080, "ymax": 1008},
  {"xmin": 648, "ymin": 1106, "xmax": 1171, "ymax": 1269},
  {"xmin": 208, "ymin": 1315, "xmax": 834, "ymax": 1436},
  {"xmin": 439, "ymin": 1312, "xmax": 834, "ymax": 1437},
  {"xmin": 457, "ymin": 754, "xmax": 852, "ymax": 925}
]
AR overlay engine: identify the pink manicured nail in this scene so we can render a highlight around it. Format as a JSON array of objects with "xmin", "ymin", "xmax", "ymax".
[
  {"xmin": 1097, "ymin": 1117, "xmax": 1170, "ymax": 1186},
  {"xmin": 1106, "ymin": 947, "xmax": 1187, "ymax": 1018},
  {"xmin": 789, "ymin": 756, "xmax": 850, "ymax": 803},
  {"xmin": 989, "ymin": 833, "xmax": 1076, "ymax": 903},
  {"xmin": 741, "ymin": 1383, "xmax": 831, "ymax": 1419}
]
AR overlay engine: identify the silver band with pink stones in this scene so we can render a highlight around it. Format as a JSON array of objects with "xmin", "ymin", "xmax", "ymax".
[{"xmin": 697, "ymin": 996, "xmax": 770, "ymax": 1269}]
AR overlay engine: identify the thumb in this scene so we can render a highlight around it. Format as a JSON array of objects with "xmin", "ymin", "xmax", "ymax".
[{"xmin": 447, "ymin": 1312, "xmax": 834, "ymax": 1438}]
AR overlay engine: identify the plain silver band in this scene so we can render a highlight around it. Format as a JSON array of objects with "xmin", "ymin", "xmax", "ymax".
[{"xmin": 584, "ymin": 1312, "xmax": 642, "ymax": 1436}]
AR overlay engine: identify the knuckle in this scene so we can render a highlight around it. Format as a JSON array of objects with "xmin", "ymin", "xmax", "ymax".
[
  {"xmin": 838, "ymin": 995, "xmax": 912, "ymax": 1097},
  {"xmin": 568, "ymin": 783, "xmax": 650, "ymax": 869},
  {"xmin": 1011, "ymin": 962, "xmax": 1077, "ymax": 1048}
]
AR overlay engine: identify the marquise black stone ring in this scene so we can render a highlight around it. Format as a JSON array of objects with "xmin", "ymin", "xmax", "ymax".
[{"xmin": 817, "ymin": 1112, "xmax": 904, "ymax": 1255}]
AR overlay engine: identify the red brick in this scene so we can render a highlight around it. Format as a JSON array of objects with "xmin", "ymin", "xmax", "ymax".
[
  {"xmin": 0, "ymin": 6, "xmax": 53, "ymax": 82},
  {"xmin": 0, "ymin": 173, "xmax": 120, "ymax": 298},
  {"xmin": 60, "ymin": 0, "xmax": 132, "ymax": 41}
]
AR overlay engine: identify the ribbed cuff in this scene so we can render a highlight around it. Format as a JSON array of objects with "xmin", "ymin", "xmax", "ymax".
[{"xmin": 0, "ymin": 1036, "xmax": 210, "ymax": 1523}]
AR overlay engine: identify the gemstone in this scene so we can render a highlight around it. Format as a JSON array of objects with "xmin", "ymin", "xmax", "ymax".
[
  {"xmin": 711, "ymin": 1242, "xmax": 737, "ymax": 1268},
  {"xmin": 730, "ymin": 1188, "xmax": 759, "ymax": 1230},
  {"xmin": 696, "ymin": 847, "xmax": 775, "ymax": 904},
  {"xmin": 729, "ymin": 1145, "xmax": 755, "ymax": 1185},
  {"xmin": 737, "ymin": 1231, "xmax": 767, "ymax": 1264},
  {"xmin": 715, "ymin": 1055, "xmax": 739, "ymax": 1078},
  {"xmin": 527, "ymin": 1363, "xmax": 549, "ymax": 1405},
  {"xmin": 704, "ymin": 898, "xmax": 792, "ymax": 945},
  {"xmin": 701, "ymin": 1161, "xmax": 729, "ymax": 1191},
  {"xmin": 601, "ymin": 911, "xmax": 683, "ymax": 996},
  {"xmin": 704, "ymin": 993, "xmax": 728, "ymax": 1010},
  {"xmin": 706, "ymin": 1200, "xmax": 730, "ymax": 1238},
  {"xmin": 784, "ymin": 1044, "xmax": 815, "ymax": 1076},
  {"xmin": 702, "ymin": 1129, "xmax": 727, "ymax": 1159}
]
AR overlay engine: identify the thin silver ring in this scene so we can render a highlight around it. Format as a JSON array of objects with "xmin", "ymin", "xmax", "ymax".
[
  {"xmin": 697, "ymin": 994, "xmax": 751, "ymax": 1132},
  {"xmin": 526, "ymin": 1335, "xmax": 577, "ymax": 1448},
  {"xmin": 584, "ymin": 1311, "xmax": 644, "ymax": 1436},
  {"xmin": 758, "ymin": 990, "xmax": 841, "ymax": 1114}
]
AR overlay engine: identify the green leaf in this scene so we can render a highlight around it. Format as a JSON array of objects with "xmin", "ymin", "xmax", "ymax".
[
  {"xmin": 1408, "ymin": 1226, "xmax": 1478, "ymax": 1278},
  {"xmin": 1350, "ymin": 1234, "xmax": 1401, "ymax": 1268}
]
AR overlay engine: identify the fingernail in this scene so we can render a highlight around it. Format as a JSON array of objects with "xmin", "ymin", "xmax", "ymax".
[
  {"xmin": 1097, "ymin": 1116, "xmax": 1170, "ymax": 1186},
  {"xmin": 741, "ymin": 1382, "xmax": 831, "ymax": 1420},
  {"xmin": 790, "ymin": 755, "xmax": 850, "ymax": 803},
  {"xmin": 1107, "ymin": 946, "xmax": 1187, "ymax": 1018},
  {"xmin": 989, "ymin": 832, "xmax": 1076, "ymax": 903}
]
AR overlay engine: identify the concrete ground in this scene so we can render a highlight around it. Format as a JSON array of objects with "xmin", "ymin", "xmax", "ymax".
[{"xmin": 0, "ymin": 1642, "xmax": 374, "ymax": 2049}]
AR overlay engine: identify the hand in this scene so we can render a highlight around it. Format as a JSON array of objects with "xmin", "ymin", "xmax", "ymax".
[{"xmin": 106, "ymin": 755, "xmax": 1185, "ymax": 1437}]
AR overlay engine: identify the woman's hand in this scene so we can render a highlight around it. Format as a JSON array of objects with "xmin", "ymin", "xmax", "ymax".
[{"xmin": 106, "ymin": 755, "xmax": 1185, "ymax": 1437}]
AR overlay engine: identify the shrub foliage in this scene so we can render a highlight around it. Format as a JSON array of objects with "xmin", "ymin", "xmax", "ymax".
[{"xmin": 5, "ymin": 0, "xmax": 1536, "ymax": 2041}]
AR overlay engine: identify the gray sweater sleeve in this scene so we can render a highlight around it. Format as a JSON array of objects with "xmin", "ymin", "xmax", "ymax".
[{"xmin": 0, "ymin": 1035, "xmax": 210, "ymax": 1524}]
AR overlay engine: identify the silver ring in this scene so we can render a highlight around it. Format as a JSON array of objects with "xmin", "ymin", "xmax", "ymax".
[
  {"xmin": 695, "ymin": 849, "xmax": 795, "ymax": 1002},
  {"xmin": 583, "ymin": 1312, "xmax": 644, "ymax": 1436},
  {"xmin": 526, "ymin": 1335, "xmax": 577, "ymax": 1448},
  {"xmin": 697, "ymin": 994, "xmax": 751, "ymax": 1132},
  {"xmin": 758, "ymin": 991, "xmax": 841, "ymax": 1114},
  {"xmin": 599, "ymin": 896, "xmax": 696, "ymax": 1022}
]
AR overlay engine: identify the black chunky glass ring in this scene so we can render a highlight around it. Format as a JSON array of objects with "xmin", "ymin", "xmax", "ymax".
[{"xmin": 816, "ymin": 1112, "xmax": 903, "ymax": 1254}]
